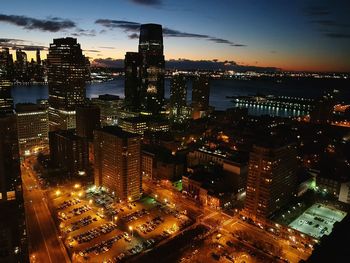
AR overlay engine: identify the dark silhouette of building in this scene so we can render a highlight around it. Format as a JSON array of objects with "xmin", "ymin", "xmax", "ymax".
[
  {"xmin": 192, "ymin": 74, "xmax": 210, "ymax": 119},
  {"xmin": 49, "ymin": 130, "xmax": 89, "ymax": 177},
  {"xmin": 36, "ymin": 49, "xmax": 41, "ymax": 65},
  {"xmin": 94, "ymin": 126, "xmax": 141, "ymax": 201},
  {"xmin": 14, "ymin": 49, "xmax": 28, "ymax": 82},
  {"xmin": 0, "ymin": 113, "xmax": 29, "ymax": 262},
  {"xmin": 76, "ymin": 104, "xmax": 101, "ymax": 141},
  {"xmin": 124, "ymin": 52, "xmax": 141, "ymax": 111},
  {"xmin": 244, "ymin": 141, "xmax": 297, "ymax": 220},
  {"xmin": 47, "ymin": 37, "xmax": 89, "ymax": 131},
  {"xmin": 0, "ymin": 48, "xmax": 14, "ymax": 80}
]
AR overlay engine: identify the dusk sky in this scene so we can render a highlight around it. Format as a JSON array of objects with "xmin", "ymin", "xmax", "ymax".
[{"xmin": 1, "ymin": 0, "xmax": 350, "ymax": 72}]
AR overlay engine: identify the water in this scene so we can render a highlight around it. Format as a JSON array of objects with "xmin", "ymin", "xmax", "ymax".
[{"xmin": 11, "ymin": 77, "xmax": 350, "ymax": 117}]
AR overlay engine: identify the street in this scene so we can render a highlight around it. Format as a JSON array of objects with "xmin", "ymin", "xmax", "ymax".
[{"xmin": 21, "ymin": 158, "xmax": 70, "ymax": 263}]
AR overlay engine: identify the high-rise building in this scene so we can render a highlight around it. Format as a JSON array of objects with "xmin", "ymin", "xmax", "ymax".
[
  {"xmin": 16, "ymin": 103, "xmax": 49, "ymax": 156},
  {"xmin": 170, "ymin": 73, "xmax": 188, "ymax": 121},
  {"xmin": 0, "ymin": 76, "xmax": 14, "ymax": 114},
  {"xmin": 244, "ymin": 142, "xmax": 298, "ymax": 220},
  {"xmin": 138, "ymin": 24, "xmax": 165, "ymax": 114},
  {"xmin": 15, "ymin": 49, "xmax": 28, "ymax": 82},
  {"xmin": 0, "ymin": 113, "xmax": 29, "ymax": 262},
  {"xmin": 0, "ymin": 48, "xmax": 14, "ymax": 80},
  {"xmin": 192, "ymin": 74, "xmax": 210, "ymax": 119},
  {"xmin": 49, "ymin": 130, "xmax": 89, "ymax": 177},
  {"xmin": 0, "ymin": 49, "xmax": 14, "ymax": 114},
  {"xmin": 94, "ymin": 126, "xmax": 141, "ymax": 201},
  {"xmin": 47, "ymin": 37, "xmax": 89, "ymax": 131},
  {"xmin": 76, "ymin": 104, "xmax": 101, "ymax": 141},
  {"xmin": 36, "ymin": 49, "xmax": 41, "ymax": 65},
  {"xmin": 124, "ymin": 52, "xmax": 141, "ymax": 111}
]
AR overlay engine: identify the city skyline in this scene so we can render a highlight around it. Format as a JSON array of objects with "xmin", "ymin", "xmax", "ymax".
[{"xmin": 0, "ymin": 0, "xmax": 349, "ymax": 72}]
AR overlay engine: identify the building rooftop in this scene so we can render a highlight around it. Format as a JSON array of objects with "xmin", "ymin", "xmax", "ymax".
[{"xmin": 99, "ymin": 126, "xmax": 139, "ymax": 138}]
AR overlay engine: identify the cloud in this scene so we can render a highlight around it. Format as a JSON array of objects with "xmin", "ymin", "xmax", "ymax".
[
  {"xmin": 324, "ymin": 33, "xmax": 350, "ymax": 39},
  {"xmin": 304, "ymin": 6, "xmax": 330, "ymax": 16},
  {"xmin": 304, "ymin": 4, "xmax": 350, "ymax": 40},
  {"xmin": 129, "ymin": 0, "xmax": 162, "ymax": 6},
  {"xmin": 0, "ymin": 14, "xmax": 75, "ymax": 32},
  {"xmin": 128, "ymin": 33, "xmax": 139, "ymax": 39},
  {"xmin": 95, "ymin": 19, "xmax": 246, "ymax": 47},
  {"xmin": 99, "ymin": 46, "xmax": 116, "ymax": 49},
  {"xmin": 92, "ymin": 57, "xmax": 279, "ymax": 72},
  {"xmin": 0, "ymin": 38, "xmax": 47, "ymax": 51},
  {"xmin": 84, "ymin": 49, "xmax": 101, "ymax": 53},
  {"xmin": 72, "ymin": 28, "xmax": 96, "ymax": 37}
]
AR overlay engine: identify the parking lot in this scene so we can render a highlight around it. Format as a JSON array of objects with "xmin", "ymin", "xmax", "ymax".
[
  {"xmin": 178, "ymin": 231, "xmax": 272, "ymax": 263},
  {"xmin": 289, "ymin": 203, "xmax": 347, "ymax": 239},
  {"xmin": 49, "ymin": 184, "xmax": 193, "ymax": 262}
]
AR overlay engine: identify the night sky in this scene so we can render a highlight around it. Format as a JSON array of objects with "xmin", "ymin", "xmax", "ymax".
[{"xmin": 1, "ymin": 0, "xmax": 350, "ymax": 72}]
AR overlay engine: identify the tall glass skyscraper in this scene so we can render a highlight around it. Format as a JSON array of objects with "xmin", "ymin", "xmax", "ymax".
[
  {"xmin": 47, "ymin": 37, "xmax": 89, "ymax": 131},
  {"xmin": 138, "ymin": 24, "xmax": 165, "ymax": 114}
]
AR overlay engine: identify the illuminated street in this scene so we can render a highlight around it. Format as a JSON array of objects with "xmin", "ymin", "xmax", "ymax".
[{"xmin": 21, "ymin": 157, "xmax": 70, "ymax": 263}]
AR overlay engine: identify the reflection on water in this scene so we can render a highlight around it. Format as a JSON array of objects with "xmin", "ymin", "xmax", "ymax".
[{"xmin": 11, "ymin": 77, "xmax": 350, "ymax": 117}]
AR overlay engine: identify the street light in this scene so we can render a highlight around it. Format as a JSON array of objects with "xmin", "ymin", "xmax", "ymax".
[
  {"xmin": 129, "ymin": 226, "xmax": 133, "ymax": 236},
  {"xmin": 55, "ymin": 190, "xmax": 61, "ymax": 196},
  {"xmin": 74, "ymin": 184, "xmax": 80, "ymax": 189},
  {"xmin": 113, "ymin": 216, "xmax": 118, "ymax": 223}
]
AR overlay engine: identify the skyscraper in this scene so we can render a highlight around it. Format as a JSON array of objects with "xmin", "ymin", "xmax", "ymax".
[
  {"xmin": 36, "ymin": 49, "xmax": 41, "ymax": 65},
  {"xmin": 192, "ymin": 74, "xmax": 210, "ymax": 119},
  {"xmin": 138, "ymin": 24, "xmax": 165, "ymax": 114},
  {"xmin": 124, "ymin": 52, "xmax": 141, "ymax": 111},
  {"xmin": 0, "ymin": 114, "xmax": 29, "ymax": 262},
  {"xmin": 47, "ymin": 37, "xmax": 89, "ymax": 131},
  {"xmin": 170, "ymin": 73, "xmax": 188, "ymax": 121},
  {"xmin": 0, "ymin": 49, "xmax": 14, "ymax": 114},
  {"xmin": 94, "ymin": 126, "xmax": 141, "ymax": 201},
  {"xmin": 244, "ymin": 141, "xmax": 297, "ymax": 220},
  {"xmin": 15, "ymin": 49, "xmax": 28, "ymax": 82}
]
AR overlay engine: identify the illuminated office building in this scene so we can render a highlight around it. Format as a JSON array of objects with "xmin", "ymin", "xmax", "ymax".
[
  {"xmin": 94, "ymin": 127, "xmax": 141, "ymax": 201},
  {"xmin": 124, "ymin": 52, "xmax": 141, "ymax": 111},
  {"xmin": 16, "ymin": 103, "xmax": 49, "ymax": 156},
  {"xmin": 244, "ymin": 142, "xmax": 297, "ymax": 220},
  {"xmin": 47, "ymin": 37, "xmax": 89, "ymax": 131},
  {"xmin": 170, "ymin": 73, "xmax": 188, "ymax": 122}
]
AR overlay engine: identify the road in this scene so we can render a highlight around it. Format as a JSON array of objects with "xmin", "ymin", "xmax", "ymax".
[{"xmin": 22, "ymin": 157, "xmax": 70, "ymax": 263}]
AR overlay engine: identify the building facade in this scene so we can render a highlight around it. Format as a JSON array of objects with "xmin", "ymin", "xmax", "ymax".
[
  {"xmin": 16, "ymin": 103, "xmax": 49, "ymax": 156},
  {"xmin": 47, "ymin": 37, "xmax": 89, "ymax": 130},
  {"xmin": 192, "ymin": 74, "xmax": 210, "ymax": 119},
  {"xmin": 0, "ymin": 114, "xmax": 29, "ymax": 262},
  {"xmin": 49, "ymin": 130, "xmax": 89, "ymax": 177},
  {"xmin": 170, "ymin": 73, "xmax": 188, "ymax": 122},
  {"xmin": 244, "ymin": 143, "xmax": 298, "ymax": 220},
  {"xmin": 94, "ymin": 127, "xmax": 141, "ymax": 201}
]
